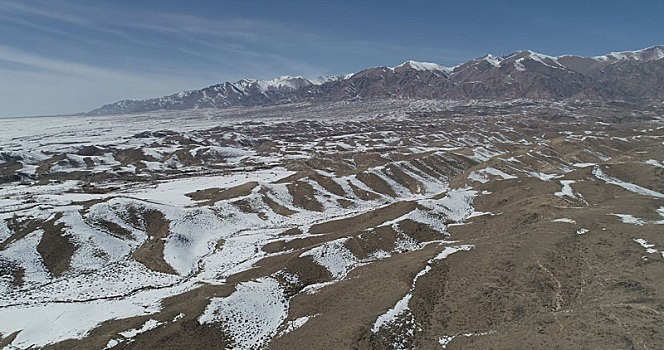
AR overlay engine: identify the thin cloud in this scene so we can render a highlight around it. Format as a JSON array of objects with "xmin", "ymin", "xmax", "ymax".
[
  {"xmin": 0, "ymin": 46, "xmax": 217, "ymax": 116},
  {"xmin": 0, "ymin": 1, "xmax": 476, "ymax": 116},
  {"xmin": 0, "ymin": 45, "xmax": 133, "ymax": 79}
]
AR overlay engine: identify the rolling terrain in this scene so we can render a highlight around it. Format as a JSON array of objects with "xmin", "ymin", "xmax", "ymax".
[{"xmin": 1, "ymin": 99, "xmax": 663, "ymax": 349}]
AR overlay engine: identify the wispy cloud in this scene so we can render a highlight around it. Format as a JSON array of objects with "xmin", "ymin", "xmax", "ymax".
[
  {"xmin": 1, "ymin": 0, "xmax": 470, "ymax": 67},
  {"xmin": 0, "ymin": 45, "xmax": 213, "ymax": 116},
  {"xmin": 0, "ymin": 45, "xmax": 136, "ymax": 79},
  {"xmin": 0, "ymin": 0, "xmax": 473, "ymax": 116},
  {"xmin": 0, "ymin": 0, "xmax": 156, "ymax": 46}
]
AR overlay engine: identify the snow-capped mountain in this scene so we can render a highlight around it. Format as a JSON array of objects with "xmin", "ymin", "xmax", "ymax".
[
  {"xmin": 393, "ymin": 60, "xmax": 451, "ymax": 73},
  {"xmin": 233, "ymin": 76, "xmax": 314, "ymax": 93},
  {"xmin": 87, "ymin": 76, "xmax": 319, "ymax": 115},
  {"xmin": 87, "ymin": 46, "xmax": 664, "ymax": 115},
  {"xmin": 593, "ymin": 45, "xmax": 664, "ymax": 62}
]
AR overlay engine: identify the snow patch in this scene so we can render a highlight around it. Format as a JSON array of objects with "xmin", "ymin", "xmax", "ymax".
[
  {"xmin": 300, "ymin": 237, "xmax": 358, "ymax": 279},
  {"xmin": 119, "ymin": 319, "xmax": 163, "ymax": 338},
  {"xmin": 514, "ymin": 60, "xmax": 526, "ymax": 71},
  {"xmin": 277, "ymin": 315, "xmax": 317, "ymax": 337},
  {"xmin": 468, "ymin": 167, "xmax": 517, "ymax": 183},
  {"xmin": 418, "ymin": 187, "xmax": 478, "ymax": 223},
  {"xmin": 573, "ymin": 163, "xmax": 596, "ymax": 168},
  {"xmin": 610, "ymin": 214, "xmax": 646, "ymax": 226},
  {"xmin": 645, "ymin": 159, "xmax": 664, "ymax": 169},
  {"xmin": 482, "ymin": 55, "xmax": 502, "ymax": 67},
  {"xmin": 634, "ymin": 238, "xmax": 660, "ymax": 255},
  {"xmin": 593, "ymin": 166, "xmax": 664, "ymax": 198},
  {"xmin": 198, "ymin": 277, "xmax": 287, "ymax": 349},
  {"xmin": 439, "ymin": 331, "xmax": 496, "ymax": 348},
  {"xmin": 371, "ymin": 294, "xmax": 412, "ymax": 332},
  {"xmin": 552, "ymin": 218, "xmax": 576, "ymax": 224},
  {"xmin": 554, "ymin": 180, "xmax": 581, "ymax": 201}
]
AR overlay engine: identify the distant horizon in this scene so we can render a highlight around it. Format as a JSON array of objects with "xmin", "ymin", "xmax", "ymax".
[{"xmin": 1, "ymin": 0, "xmax": 663, "ymax": 117}]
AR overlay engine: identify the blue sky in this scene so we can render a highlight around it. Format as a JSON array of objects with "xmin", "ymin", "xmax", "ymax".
[{"xmin": 1, "ymin": 0, "xmax": 662, "ymax": 116}]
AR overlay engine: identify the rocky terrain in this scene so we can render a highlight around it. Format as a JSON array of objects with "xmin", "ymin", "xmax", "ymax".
[
  {"xmin": 87, "ymin": 46, "xmax": 664, "ymax": 115},
  {"xmin": 0, "ymin": 98, "xmax": 663, "ymax": 349}
]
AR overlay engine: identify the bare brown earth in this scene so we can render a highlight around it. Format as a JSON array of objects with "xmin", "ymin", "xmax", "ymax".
[
  {"xmin": 35, "ymin": 214, "xmax": 74, "ymax": 277},
  {"xmin": 132, "ymin": 210, "xmax": 178, "ymax": 275},
  {"xmin": 186, "ymin": 181, "xmax": 258, "ymax": 206},
  {"xmin": 403, "ymin": 176, "xmax": 664, "ymax": 349},
  {"xmin": 287, "ymin": 181, "xmax": 324, "ymax": 212}
]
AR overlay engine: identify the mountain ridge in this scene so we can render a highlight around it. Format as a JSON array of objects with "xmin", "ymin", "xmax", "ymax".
[{"xmin": 87, "ymin": 46, "xmax": 664, "ymax": 115}]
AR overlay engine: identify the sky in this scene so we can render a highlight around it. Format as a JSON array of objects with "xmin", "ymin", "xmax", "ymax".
[{"xmin": 0, "ymin": 0, "xmax": 663, "ymax": 117}]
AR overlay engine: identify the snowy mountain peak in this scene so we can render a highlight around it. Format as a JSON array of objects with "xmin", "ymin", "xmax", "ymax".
[
  {"xmin": 520, "ymin": 50, "xmax": 565, "ymax": 69},
  {"xmin": 522, "ymin": 50, "xmax": 559, "ymax": 60},
  {"xmin": 480, "ymin": 54, "xmax": 503, "ymax": 67},
  {"xmin": 394, "ymin": 60, "xmax": 451, "ymax": 73},
  {"xmin": 232, "ymin": 76, "xmax": 312, "ymax": 94},
  {"xmin": 267, "ymin": 75, "xmax": 309, "ymax": 87},
  {"xmin": 310, "ymin": 73, "xmax": 354, "ymax": 85},
  {"xmin": 594, "ymin": 45, "xmax": 664, "ymax": 62},
  {"xmin": 475, "ymin": 50, "xmax": 566, "ymax": 70}
]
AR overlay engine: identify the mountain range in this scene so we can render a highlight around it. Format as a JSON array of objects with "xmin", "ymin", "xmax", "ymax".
[{"xmin": 87, "ymin": 46, "xmax": 664, "ymax": 115}]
